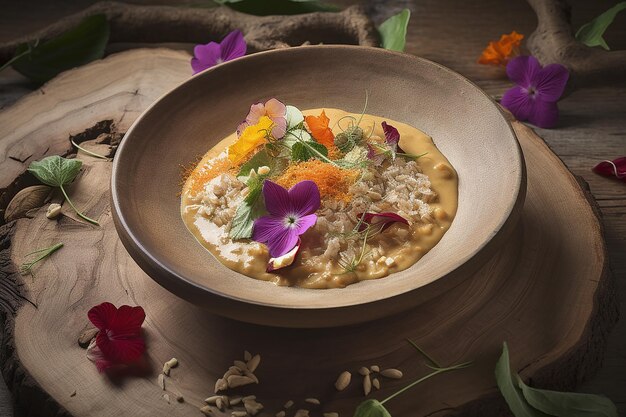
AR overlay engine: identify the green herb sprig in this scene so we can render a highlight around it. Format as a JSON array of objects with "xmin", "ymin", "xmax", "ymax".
[
  {"xmin": 28, "ymin": 155, "xmax": 100, "ymax": 225},
  {"xmin": 20, "ymin": 242, "xmax": 64, "ymax": 276}
]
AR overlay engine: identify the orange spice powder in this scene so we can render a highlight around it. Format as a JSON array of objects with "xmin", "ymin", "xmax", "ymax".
[
  {"xmin": 187, "ymin": 157, "xmax": 235, "ymax": 195},
  {"xmin": 275, "ymin": 160, "xmax": 359, "ymax": 202}
]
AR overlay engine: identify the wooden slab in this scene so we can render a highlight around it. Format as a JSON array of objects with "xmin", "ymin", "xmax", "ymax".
[{"xmin": 0, "ymin": 49, "xmax": 617, "ymax": 417}]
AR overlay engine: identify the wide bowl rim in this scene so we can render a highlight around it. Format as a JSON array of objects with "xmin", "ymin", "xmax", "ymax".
[{"xmin": 111, "ymin": 45, "xmax": 525, "ymax": 318}]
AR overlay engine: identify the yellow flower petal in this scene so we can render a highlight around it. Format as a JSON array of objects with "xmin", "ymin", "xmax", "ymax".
[{"xmin": 228, "ymin": 116, "xmax": 274, "ymax": 164}]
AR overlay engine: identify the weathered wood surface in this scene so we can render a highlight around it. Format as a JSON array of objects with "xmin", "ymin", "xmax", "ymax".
[
  {"xmin": 0, "ymin": 46, "xmax": 618, "ymax": 417},
  {"xmin": 0, "ymin": 0, "xmax": 625, "ymax": 415}
]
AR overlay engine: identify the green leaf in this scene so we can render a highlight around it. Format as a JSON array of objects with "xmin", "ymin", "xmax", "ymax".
[
  {"xmin": 214, "ymin": 0, "xmax": 339, "ymax": 16},
  {"xmin": 495, "ymin": 342, "xmax": 549, "ymax": 417},
  {"xmin": 292, "ymin": 141, "xmax": 328, "ymax": 162},
  {"xmin": 378, "ymin": 9, "xmax": 411, "ymax": 52},
  {"xmin": 28, "ymin": 155, "xmax": 82, "ymax": 187},
  {"xmin": 229, "ymin": 196, "xmax": 264, "ymax": 239},
  {"xmin": 11, "ymin": 15, "xmax": 110, "ymax": 83},
  {"xmin": 353, "ymin": 400, "xmax": 392, "ymax": 417},
  {"xmin": 518, "ymin": 377, "xmax": 618, "ymax": 417},
  {"xmin": 575, "ymin": 2, "xmax": 626, "ymax": 50},
  {"xmin": 238, "ymin": 148, "xmax": 275, "ymax": 178}
]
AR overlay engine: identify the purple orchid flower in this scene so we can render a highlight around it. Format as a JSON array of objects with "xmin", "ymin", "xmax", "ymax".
[
  {"xmin": 501, "ymin": 55, "xmax": 569, "ymax": 128},
  {"xmin": 191, "ymin": 30, "xmax": 247, "ymax": 75},
  {"xmin": 367, "ymin": 121, "xmax": 400, "ymax": 166},
  {"xmin": 237, "ymin": 99, "xmax": 287, "ymax": 139},
  {"xmin": 252, "ymin": 180, "xmax": 320, "ymax": 258}
]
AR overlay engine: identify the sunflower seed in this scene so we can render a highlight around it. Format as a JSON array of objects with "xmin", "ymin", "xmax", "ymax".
[
  {"xmin": 358, "ymin": 366, "xmax": 370, "ymax": 376},
  {"xmin": 230, "ymin": 396, "xmax": 243, "ymax": 405},
  {"xmin": 276, "ymin": 412, "xmax": 286, "ymax": 417},
  {"xmin": 363, "ymin": 374, "xmax": 372, "ymax": 396},
  {"xmin": 225, "ymin": 366, "xmax": 243, "ymax": 378},
  {"xmin": 216, "ymin": 398, "xmax": 224, "ymax": 410},
  {"xmin": 370, "ymin": 365, "xmax": 380, "ymax": 373},
  {"xmin": 157, "ymin": 373, "xmax": 165, "ymax": 390},
  {"xmin": 247, "ymin": 354, "xmax": 261, "ymax": 372},
  {"xmin": 380, "ymin": 369, "xmax": 403, "ymax": 379},
  {"xmin": 305, "ymin": 398, "xmax": 320, "ymax": 405},
  {"xmin": 222, "ymin": 396, "xmax": 231, "ymax": 408},
  {"xmin": 335, "ymin": 371, "xmax": 351, "ymax": 391},
  {"xmin": 228, "ymin": 375, "xmax": 255, "ymax": 388},
  {"xmin": 244, "ymin": 399, "xmax": 263, "ymax": 416},
  {"xmin": 162, "ymin": 393, "xmax": 170, "ymax": 404},
  {"xmin": 232, "ymin": 412, "xmax": 247, "ymax": 417},
  {"xmin": 234, "ymin": 360, "xmax": 249, "ymax": 372},
  {"xmin": 162, "ymin": 358, "xmax": 178, "ymax": 375},
  {"xmin": 244, "ymin": 351, "xmax": 252, "ymax": 361},
  {"xmin": 372, "ymin": 378, "xmax": 380, "ymax": 390},
  {"xmin": 200, "ymin": 405, "xmax": 213, "ymax": 415},
  {"xmin": 244, "ymin": 370, "xmax": 259, "ymax": 383},
  {"xmin": 215, "ymin": 378, "xmax": 228, "ymax": 392},
  {"xmin": 294, "ymin": 410, "xmax": 310, "ymax": 417},
  {"xmin": 77, "ymin": 327, "xmax": 98, "ymax": 348},
  {"xmin": 205, "ymin": 396, "xmax": 220, "ymax": 404},
  {"xmin": 284, "ymin": 400, "xmax": 294, "ymax": 409},
  {"xmin": 324, "ymin": 413, "xmax": 339, "ymax": 417}
]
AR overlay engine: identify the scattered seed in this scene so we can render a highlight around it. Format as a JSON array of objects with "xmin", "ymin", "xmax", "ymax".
[
  {"xmin": 380, "ymin": 369, "xmax": 403, "ymax": 379},
  {"xmin": 276, "ymin": 412, "xmax": 286, "ymax": 417},
  {"xmin": 77, "ymin": 327, "xmax": 98, "ymax": 348},
  {"xmin": 232, "ymin": 412, "xmax": 247, "ymax": 417},
  {"xmin": 244, "ymin": 399, "xmax": 263, "ymax": 416},
  {"xmin": 323, "ymin": 413, "xmax": 339, "ymax": 417},
  {"xmin": 247, "ymin": 354, "xmax": 261, "ymax": 372},
  {"xmin": 163, "ymin": 393, "xmax": 171, "ymax": 404},
  {"xmin": 222, "ymin": 396, "xmax": 231, "ymax": 408},
  {"xmin": 358, "ymin": 366, "xmax": 370, "ymax": 376},
  {"xmin": 163, "ymin": 358, "xmax": 178, "ymax": 375},
  {"xmin": 170, "ymin": 388, "xmax": 184, "ymax": 403},
  {"xmin": 200, "ymin": 405, "xmax": 213, "ymax": 415},
  {"xmin": 215, "ymin": 378, "xmax": 228, "ymax": 393},
  {"xmin": 157, "ymin": 373, "xmax": 165, "ymax": 390},
  {"xmin": 244, "ymin": 350, "xmax": 252, "ymax": 361},
  {"xmin": 284, "ymin": 400, "xmax": 294, "ymax": 409},
  {"xmin": 230, "ymin": 396, "xmax": 243, "ymax": 406},
  {"xmin": 228, "ymin": 375, "xmax": 255, "ymax": 388},
  {"xmin": 335, "ymin": 371, "xmax": 351, "ymax": 391},
  {"xmin": 370, "ymin": 365, "xmax": 380, "ymax": 373},
  {"xmin": 363, "ymin": 374, "xmax": 372, "ymax": 396},
  {"xmin": 46, "ymin": 203, "xmax": 62, "ymax": 219},
  {"xmin": 205, "ymin": 396, "xmax": 220, "ymax": 404},
  {"xmin": 305, "ymin": 398, "xmax": 320, "ymax": 405},
  {"xmin": 244, "ymin": 370, "xmax": 259, "ymax": 384},
  {"xmin": 234, "ymin": 360, "xmax": 249, "ymax": 372},
  {"xmin": 225, "ymin": 366, "xmax": 243, "ymax": 378},
  {"xmin": 216, "ymin": 398, "xmax": 224, "ymax": 410},
  {"xmin": 372, "ymin": 378, "xmax": 380, "ymax": 390},
  {"xmin": 294, "ymin": 410, "xmax": 310, "ymax": 417}
]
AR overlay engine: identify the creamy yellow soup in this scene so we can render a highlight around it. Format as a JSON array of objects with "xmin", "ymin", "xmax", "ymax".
[{"xmin": 181, "ymin": 109, "xmax": 457, "ymax": 288}]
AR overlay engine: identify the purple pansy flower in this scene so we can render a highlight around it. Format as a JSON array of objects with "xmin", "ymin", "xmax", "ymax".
[
  {"xmin": 237, "ymin": 99, "xmax": 287, "ymax": 139},
  {"xmin": 501, "ymin": 55, "xmax": 569, "ymax": 128},
  {"xmin": 367, "ymin": 121, "xmax": 400, "ymax": 165},
  {"xmin": 252, "ymin": 180, "xmax": 320, "ymax": 258},
  {"xmin": 191, "ymin": 30, "xmax": 247, "ymax": 75}
]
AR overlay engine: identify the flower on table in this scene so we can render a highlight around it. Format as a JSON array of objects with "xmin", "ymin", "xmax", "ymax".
[
  {"xmin": 305, "ymin": 110, "xmax": 335, "ymax": 148},
  {"xmin": 237, "ymin": 98, "xmax": 287, "ymax": 139},
  {"xmin": 228, "ymin": 116, "xmax": 274, "ymax": 164},
  {"xmin": 252, "ymin": 180, "xmax": 320, "ymax": 260},
  {"xmin": 191, "ymin": 30, "xmax": 247, "ymax": 74},
  {"xmin": 501, "ymin": 55, "xmax": 569, "ymax": 128},
  {"xmin": 593, "ymin": 157, "xmax": 626, "ymax": 183},
  {"xmin": 478, "ymin": 31, "xmax": 524, "ymax": 66},
  {"xmin": 86, "ymin": 302, "xmax": 146, "ymax": 372},
  {"xmin": 367, "ymin": 121, "xmax": 400, "ymax": 165}
]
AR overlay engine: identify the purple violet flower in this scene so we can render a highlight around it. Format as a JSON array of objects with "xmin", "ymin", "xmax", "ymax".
[
  {"xmin": 367, "ymin": 121, "xmax": 400, "ymax": 166},
  {"xmin": 252, "ymin": 180, "xmax": 320, "ymax": 258},
  {"xmin": 501, "ymin": 55, "xmax": 569, "ymax": 128},
  {"xmin": 191, "ymin": 30, "xmax": 247, "ymax": 75},
  {"xmin": 237, "ymin": 98, "xmax": 287, "ymax": 139}
]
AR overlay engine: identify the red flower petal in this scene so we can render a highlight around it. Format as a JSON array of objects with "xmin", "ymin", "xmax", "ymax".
[
  {"xmin": 357, "ymin": 212, "xmax": 409, "ymax": 232},
  {"xmin": 593, "ymin": 157, "xmax": 626, "ymax": 182},
  {"xmin": 97, "ymin": 331, "xmax": 146, "ymax": 364},
  {"xmin": 110, "ymin": 305, "xmax": 146, "ymax": 337},
  {"xmin": 88, "ymin": 302, "xmax": 118, "ymax": 330},
  {"xmin": 86, "ymin": 339, "xmax": 115, "ymax": 373}
]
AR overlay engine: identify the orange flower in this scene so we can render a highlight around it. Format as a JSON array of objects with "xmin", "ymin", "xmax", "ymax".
[
  {"xmin": 305, "ymin": 110, "xmax": 335, "ymax": 148},
  {"xmin": 478, "ymin": 31, "xmax": 524, "ymax": 66}
]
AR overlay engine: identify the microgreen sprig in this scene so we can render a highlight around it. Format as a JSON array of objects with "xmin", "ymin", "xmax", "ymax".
[
  {"xmin": 71, "ymin": 138, "xmax": 109, "ymax": 160},
  {"xmin": 20, "ymin": 242, "xmax": 64, "ymax": 276}
]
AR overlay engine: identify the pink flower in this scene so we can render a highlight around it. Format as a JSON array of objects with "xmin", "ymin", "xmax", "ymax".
[
  {"xmin": 501, "ymin": 55, "xmax": 569, "ymax": 128},
  {"xmin": 357, "ymin": 212, "xmax": 409, "ymax": 232},
  {"xmin": 252, "ymin": 180, "xmax": 320, "ymax": 258},
  {"xmin": 237, "ymin": 98, "xmax": 287, "ymax": 139},
  {"xmin": 87, "ymin": 302, "xmax": 146, "ymax": 372},
  {"xmin": 367, "ymin": 121, "xmax": 400, "ymax": 165},
  {"xmin": 191, "ymin": 30, "xmax": 247, "ymax": 74}
]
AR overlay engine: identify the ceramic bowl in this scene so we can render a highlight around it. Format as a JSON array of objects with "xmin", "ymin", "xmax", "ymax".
[{"xmin": 111, "ymin": 46, "xmax": 525, "ymax": 328}]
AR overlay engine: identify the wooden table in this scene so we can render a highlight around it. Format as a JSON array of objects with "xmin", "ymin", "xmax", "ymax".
[{"xmin": 0, "ymin": 0, "xmax": 624, "ymax": 415}]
